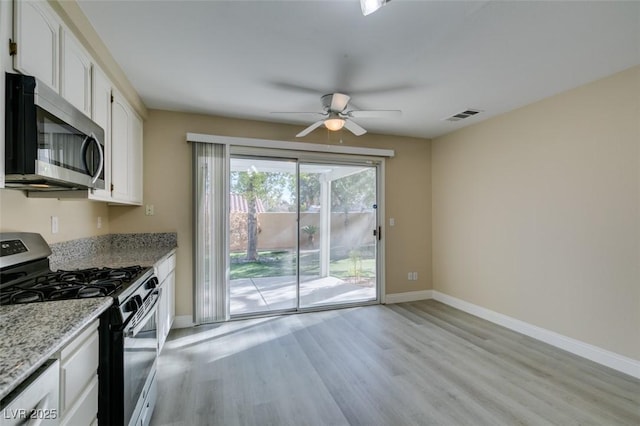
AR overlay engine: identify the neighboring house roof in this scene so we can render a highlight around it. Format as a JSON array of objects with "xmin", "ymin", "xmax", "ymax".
[{"xmin": 230, "ymin": 193, "xmax": 265, "ymax": 213}]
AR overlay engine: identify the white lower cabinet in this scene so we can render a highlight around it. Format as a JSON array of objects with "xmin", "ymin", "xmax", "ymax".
[
  {"xmin": 58, "ymin": 320, "xmax": 99, "ymax": 426},
  {"xmin": 0, "ymin": 360, "xmax": 59, "ymax": 426},
  {"xmin": 155, "ymin": 252, "xmax": 176, "ymax": 352}
]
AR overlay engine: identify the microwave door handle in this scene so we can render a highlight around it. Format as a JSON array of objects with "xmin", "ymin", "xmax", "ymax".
[
  {"xmin": 80, "ymin": 133, "xmax": 104, "ymax": 185},
  {"xmin": 91, "ymin": 134, "xmax": 104, "ymax": 184},
  {"xmin": 80, "ymin": 134, "xmax": 91, "ymax": 175}
]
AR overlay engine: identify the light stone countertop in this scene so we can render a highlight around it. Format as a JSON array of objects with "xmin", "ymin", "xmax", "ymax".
[
  {"xmin": 0, "ymin": 298, "xmax": 113, "ymax": 400},
  {"xmin": 51, "ymin": 246, "xmax": 176, "ymax": 271},
  {"xmin": 48, "ymin": 233, "xmax": 177, "ymax": 271}
]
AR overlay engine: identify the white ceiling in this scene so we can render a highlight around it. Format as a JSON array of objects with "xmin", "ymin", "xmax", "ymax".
[{"xmin": 77, "ymin": 0, "xmax": 640, "ymax": 139}]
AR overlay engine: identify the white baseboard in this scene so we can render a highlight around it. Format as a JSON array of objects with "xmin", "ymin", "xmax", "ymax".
[
  {"xmin": 432, "ymin": 291, "xmax": 640, "ymax": 380},
  {"xmin": 384, "ymin": 290, "xmax": 433, "ymax": 304},
  {"xmin": 172, "ymin": 315, "xmax": 194, "ymax": 329}
]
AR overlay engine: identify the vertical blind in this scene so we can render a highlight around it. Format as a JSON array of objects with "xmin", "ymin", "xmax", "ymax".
[{"xmin": 193, "ymin": 142, "xmax": 228, "ymax": 324}]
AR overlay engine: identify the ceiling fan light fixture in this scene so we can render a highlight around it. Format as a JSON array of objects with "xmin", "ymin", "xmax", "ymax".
[
  {"xmin": 361, "ymin": 0, "xmax": 390, "ymax": 16},
  {"xmin": 324, "ymin": 118, "xmax": 345, "ymax": 131}
]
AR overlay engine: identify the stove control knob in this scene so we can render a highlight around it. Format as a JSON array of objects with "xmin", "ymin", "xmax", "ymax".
[
  {"xmin": 145, "ymin": 277, "xmax": 158, "ymax": 290},
  {"xmin": 124, "ymin": 297, "xmax": 141, "ymax": 313}
]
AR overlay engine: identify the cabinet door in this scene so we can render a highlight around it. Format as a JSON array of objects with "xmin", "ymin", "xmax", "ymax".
[
  {"xmin": 61, "ymin": 29, "xmax": 92, "ymax": 116},
  {"xmin": 111, "ymin": 91, "xmax": 131, "ymax": 202},
  {"xmin": 13, "ymin": 0, "xmax": 60, "ymax": 92},
  {"xmin": 90, "ymin": 67, "xmax": 112, "ymax": 201},
  {"xmin": 111, "ymin": 91, "xmax": 143, "ymax": 205},
  {"xmin": 158, "ymin": 286, "xmax": 168, "ymax": 351},
  {"xmin": 129, "ymin": 112, "xmax": 144, "ymax": 205},
  {"xmin": 59, "ymin": 320, "xmax": 99, "ymax": 426},
  {"xmin": 167, "ymin": 270, "xmax": 175, "ymax": 330}
]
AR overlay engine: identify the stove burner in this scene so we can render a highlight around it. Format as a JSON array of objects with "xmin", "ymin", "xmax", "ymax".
[
  {"xmin": 11, "ymin": 290, "xmax": 44, "ymax": 304},
  {"xmin": 78, "ymin": 286, "xmax": 107, "ymax": 298},
  {"xmin": 49, "ymin": 286, "xmax": 83, "ymax": 300},
  {"xmin": 0, "ymin": 265, "xmax": 146, "ymax": 305}
]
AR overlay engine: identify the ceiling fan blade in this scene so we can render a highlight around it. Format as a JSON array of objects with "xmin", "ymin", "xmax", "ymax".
[
  {"xmin": 296, "ymin": 120, "xmax": 325, "ymax": 137},
  {"xmin": 346, "ymin": 110, "xmax": 402, "ymax": 118},
  {"xmin": 330, "ymin": 93, "xmax": 351, "ymax": 112},
  {"xmin": 343, "ymin": 119, "xmax": 367, "ymax": 136},
  {"xmin": 271, "ymin": 111, "xmax": 326, "ymax": 116}
]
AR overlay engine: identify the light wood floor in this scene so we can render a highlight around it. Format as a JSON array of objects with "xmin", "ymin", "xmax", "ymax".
[{"xmin": 150, "ymin": 300, "xmax": 640, "ymax": 425}]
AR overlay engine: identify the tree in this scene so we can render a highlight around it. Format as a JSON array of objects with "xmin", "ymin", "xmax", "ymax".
[
  {"xmin": 298, "ymin": 172, "xmax": 320, "ymax": 212},
  {"xmin": 231, "ymin": 169, "xmax": 290, "ymax": 260},
  {"xmin": 332, "ymin": 168, "xmax": 376, "ymax": 213}
]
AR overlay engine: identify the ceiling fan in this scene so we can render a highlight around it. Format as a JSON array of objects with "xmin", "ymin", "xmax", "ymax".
[{"xmin": 273, "ymin": 93, "xmax": 401, "ymax": 137}]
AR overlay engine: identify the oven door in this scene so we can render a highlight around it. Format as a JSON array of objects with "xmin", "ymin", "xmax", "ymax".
[{"xmin": 122, "ymin": 290, "xmax": 159, "ymax": 426}]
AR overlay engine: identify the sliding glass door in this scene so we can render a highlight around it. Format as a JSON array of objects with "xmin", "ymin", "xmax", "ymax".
[
  {"xmin": 229, "ymin": 157, "xmax": 298, "ymax": 315},
  {"xmin": 298, "ymin": 163, "xmax": 378, "ymax": 309},
  {"xmin": 229, "ymin": 155, "xmax": 379, "ymax": 316}
]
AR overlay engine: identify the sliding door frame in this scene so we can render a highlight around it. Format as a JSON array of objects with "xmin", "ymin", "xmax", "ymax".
[{"xmin": 229, "ymin": 146, "xmax": 387, "ymax": 316}]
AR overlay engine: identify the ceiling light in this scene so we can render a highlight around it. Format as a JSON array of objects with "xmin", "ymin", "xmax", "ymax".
[
  {"xmin": 324, "ymin": 118, "xmax": 345, "ymax": 131},
  {"xmin": 361, "ymin": 0, "xmax": 390, "ymax": 16}
]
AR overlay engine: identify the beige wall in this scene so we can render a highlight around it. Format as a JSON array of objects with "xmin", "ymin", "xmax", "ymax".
[
  {"xmin": 108, "ymin": 110, "xmax": 432, "ymax": 318},
  {"xmin": 0, "ymin": 190, "xmax": 110, "ymax": 243},
  {"xmin": 431, "ymin": 66, "xmax": 640, "ymax": 359}
]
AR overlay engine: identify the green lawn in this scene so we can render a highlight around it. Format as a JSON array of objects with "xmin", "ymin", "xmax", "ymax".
[{"xmin": 230, "ymin": 250, "xmax": 375, "ymax": 280}]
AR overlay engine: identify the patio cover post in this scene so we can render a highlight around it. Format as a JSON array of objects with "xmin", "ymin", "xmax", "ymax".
[{"xmin": 320, "ymin": 177, "xmax": 331, "ymax": 277}]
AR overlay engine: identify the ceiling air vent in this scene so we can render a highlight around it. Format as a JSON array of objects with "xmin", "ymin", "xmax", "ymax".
[{"xmin": 444, "ymin": 109, "xmax": 482, "ymax": 122}]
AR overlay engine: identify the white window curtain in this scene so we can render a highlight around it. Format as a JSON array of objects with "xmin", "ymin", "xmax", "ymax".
[{"xmin": 193, "ymin": 142, "xmax": 228, "ymax": 324}]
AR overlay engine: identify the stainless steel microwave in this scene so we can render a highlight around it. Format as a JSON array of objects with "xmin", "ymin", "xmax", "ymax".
[{"xmin": 4, "ymin": 72, "xmax": 105, "ymax": 191}]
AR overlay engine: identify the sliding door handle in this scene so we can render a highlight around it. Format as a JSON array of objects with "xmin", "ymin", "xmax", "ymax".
[{"xmin": 373, "ymin": 226, "xmax": 381, "ymax": 240}]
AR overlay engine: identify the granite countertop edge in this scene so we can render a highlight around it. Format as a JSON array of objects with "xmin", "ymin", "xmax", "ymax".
[{"xmin": 0, "ymin": 298, "xmax": 113, "ymax": 401}]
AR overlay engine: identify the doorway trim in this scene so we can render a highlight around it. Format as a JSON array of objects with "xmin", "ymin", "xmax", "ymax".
[
  {"xmin": 188, "ymin": 133, "xmax": 393, "ymax": 320},
  {"xmin": 186, "ymin": 133, "xmax": 395, "ymax": 158}
]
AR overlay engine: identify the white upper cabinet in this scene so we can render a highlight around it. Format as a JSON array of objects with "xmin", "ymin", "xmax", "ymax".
[
  {"xmin": 129, "ymin": 111, "xmax": 143, "ymax": 204},
  {"xmin": 111, "ymin": 90, "xmax": 143, "ymax": 205},
  {"xmin": 13, "ymin": 0, "xmax": 61, "ymax": 92},
  {"xmin": 61, "ymin": 29, "xmax": 92, "ymax": 117},
  {"xmin": 7, "ymin": 0, "xmax": 143, "ymax": 204},
  {"xmin": 111, "ymin": 91, "xmax": 131, "ymax": 203},
  {"xmin": 90, "ymin": 67, "xmax": 112, "ymax": 201}
]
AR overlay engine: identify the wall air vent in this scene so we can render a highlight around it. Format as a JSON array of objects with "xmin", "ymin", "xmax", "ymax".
[{"xmin": 444, "ymin": 109, "xmax": 482, "ymax": 122}]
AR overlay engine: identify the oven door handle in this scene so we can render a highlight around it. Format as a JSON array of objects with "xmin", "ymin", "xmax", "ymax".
[{"xmin": 125, "ymin": 290, "xmax": 160, "ymax": 338}]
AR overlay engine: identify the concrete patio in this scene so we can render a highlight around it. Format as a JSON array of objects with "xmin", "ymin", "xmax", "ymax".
[{"xmin": 230, "ymin": 275, "xmax": 376, "ymax": 315}]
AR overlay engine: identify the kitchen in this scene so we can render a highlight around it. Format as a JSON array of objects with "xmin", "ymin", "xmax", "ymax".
[{"xmin": 1, "ymin": 1, "xmax": 639, "ymax": 425}]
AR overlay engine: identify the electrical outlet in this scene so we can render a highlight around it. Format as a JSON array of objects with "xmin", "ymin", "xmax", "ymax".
[
  {"xmin": 389, "ymin": 218, "xmax": 395, "ymax": 226},
  {"xmin": 97, "ymin": 216, "xmax": 102, "ymax": 229},
  {"xmin": 145, "ymin": 205, "xmax": 154, "ymax": 216},
  {"xmin": 51, "ymin": 216, "xmax": 59, "ymax": 234},
  {"xmin": 413, "ymin": 272, "xmax": 418, "ymax": 280},
  {"xmin": 407, "ymin": 272, "xmax": 412, "ymax": 281}
]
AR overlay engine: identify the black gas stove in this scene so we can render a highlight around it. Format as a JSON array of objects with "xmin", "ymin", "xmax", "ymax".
[
  {"xmin": 0, "ymin": 233, "xmax": 151, "ymax": 309},
  {"xmin": 0, "ymin": 232, "xmax": 159, "ymax": 426}
]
